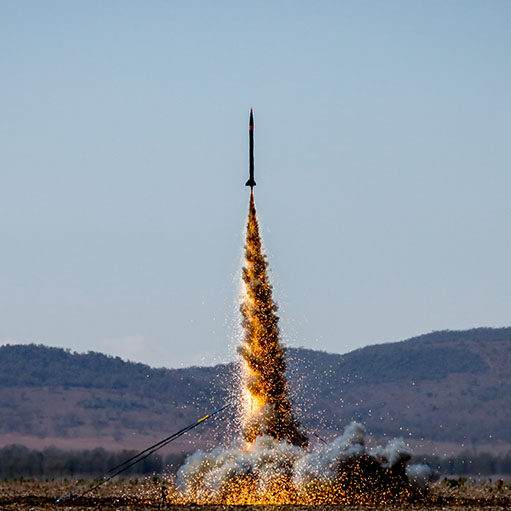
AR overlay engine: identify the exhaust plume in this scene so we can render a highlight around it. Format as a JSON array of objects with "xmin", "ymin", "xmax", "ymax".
[
  {"xmin": 238, "ymin": 190, "xmax": 307, "ymax": 447},
  {"xmin": 174, "ymin": 190, "xmax": 433, "ymax": 504}
]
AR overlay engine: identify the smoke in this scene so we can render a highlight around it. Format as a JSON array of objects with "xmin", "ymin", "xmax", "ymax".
[
  {"xmin": 406, "ymin": 463, "xmax": 438, "ymax": 489},
  {"xmin": 292, "ymin": 422, "xmax": 367, "ymax": 485},
  {"xmin": 175, "ymin": 191, "xmax": 432, "ymax": 504},
  {"xmin": 176, "ymin": 421, "xmax": 429, "ymax": 504}
]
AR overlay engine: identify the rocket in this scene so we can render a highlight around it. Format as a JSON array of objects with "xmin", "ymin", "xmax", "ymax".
[{"xmin": 245, "ymin": 108, "xmax": 256, "ymax": 189}]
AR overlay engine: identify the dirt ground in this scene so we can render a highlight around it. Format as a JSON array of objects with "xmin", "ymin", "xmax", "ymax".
[{"xmin": 0, "ymin": 477, "xmax": 510, "ymax": 511}]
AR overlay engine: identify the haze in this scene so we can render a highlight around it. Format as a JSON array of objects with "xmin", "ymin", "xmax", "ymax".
[{"xmin": 1, "ymin": 1, "xmax": 510, "ymax": 367}]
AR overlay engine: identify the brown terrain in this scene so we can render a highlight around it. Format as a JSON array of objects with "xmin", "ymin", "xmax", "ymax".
[{"xmin": 0, "ymin": 478, "xmax": 510, "ymax": 510}]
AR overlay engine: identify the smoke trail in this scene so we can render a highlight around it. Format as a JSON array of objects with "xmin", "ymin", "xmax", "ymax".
[{"xmin": 238, "ymin": 190, "xmax": 307, "ymax": 447}]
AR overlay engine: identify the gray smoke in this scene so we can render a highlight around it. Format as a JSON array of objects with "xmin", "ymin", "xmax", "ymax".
[
  {"xmin": 292, "ymin": 422, "xmax": 366, "ymax": 485},
  {"xmin": 406, "ymin": 463, "xmax": 438, "ymax": 489}
]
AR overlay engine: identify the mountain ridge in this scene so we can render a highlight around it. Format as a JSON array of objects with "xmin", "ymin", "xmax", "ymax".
[{"xmin": 0, "ymin": 327, "xmax": 509, "ymax": 455}]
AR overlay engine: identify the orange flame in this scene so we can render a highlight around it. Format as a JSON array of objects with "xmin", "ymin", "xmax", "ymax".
[{"xmin": 238, "ymin": 191, "xmax": 308, "ymax": 447}]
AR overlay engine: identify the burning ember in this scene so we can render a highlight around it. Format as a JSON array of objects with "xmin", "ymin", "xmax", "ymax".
[{"xmin": 238, "ymin": 190, "xmax": 308, "ymax": 447}]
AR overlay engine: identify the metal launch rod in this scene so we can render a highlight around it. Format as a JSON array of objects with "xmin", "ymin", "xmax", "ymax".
[{"xmin": 55, "ymin": 401, "xmax": 234, "ymax": 503}]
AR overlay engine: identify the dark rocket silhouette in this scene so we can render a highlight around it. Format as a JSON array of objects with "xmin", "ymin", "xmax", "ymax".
[{"xmin": 245, "ymin": 108, "xmax": 256, "ymax": 189}]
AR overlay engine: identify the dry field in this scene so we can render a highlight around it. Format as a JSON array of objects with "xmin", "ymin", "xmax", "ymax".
[{"xmin": 0, "ymin": 478, "xmax": 510, "ymax": 511}]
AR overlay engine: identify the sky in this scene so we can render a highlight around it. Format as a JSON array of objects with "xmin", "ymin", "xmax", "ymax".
[{"xmin": 1, "ymin": 1, "xmax": 510, "ymax": 368}]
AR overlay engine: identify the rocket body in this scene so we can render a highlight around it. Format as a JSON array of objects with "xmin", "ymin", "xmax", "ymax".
[{"xmin": 245, "ymin": 109, "xmax": 256, "ymax": 188}]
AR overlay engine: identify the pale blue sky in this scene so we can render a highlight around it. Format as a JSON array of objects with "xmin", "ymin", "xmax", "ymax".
[{"xmin": 1, "ymin": 1, "xmax": 510, "ymax": 367}]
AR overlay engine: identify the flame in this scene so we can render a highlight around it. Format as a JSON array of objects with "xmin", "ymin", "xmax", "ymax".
[{"xmin": 238, "ymin": 191, "xmax": 308, "ymax": 447}]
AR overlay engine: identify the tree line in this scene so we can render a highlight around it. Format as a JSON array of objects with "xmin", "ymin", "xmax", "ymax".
[
  {"xmin": 0, "ymin": 445, "xmax": 188, "ymax": 478},
  {"xmin": 414, "ymin": 451, "xmax": 511, "ymax": 476},
  {"xmin": 1, "ymin": 444, "xmax": 511, "ymax": 478}
]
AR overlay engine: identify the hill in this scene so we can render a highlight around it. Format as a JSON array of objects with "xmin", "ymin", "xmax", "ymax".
[{"xmin": 0, "ymin": 327, "xmax": 509, "ymax": 454}]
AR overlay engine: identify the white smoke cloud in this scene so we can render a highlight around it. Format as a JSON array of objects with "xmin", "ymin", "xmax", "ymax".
[
  {"xmin": 369, "ymin": 437, "xmax": 412, "ymax": 468},
  {"xmin": 406, "ymin": 463, "xmax": 438, "ymax": 489},
  {"xmin": 293, "ymin": 422, "xmax": 366, "ymax": 485},
  {"xmin": 176, "ymin": 421, "xmax": 434, "ymax": 503},
  {"xmin": 177, "ymin": 435, "xmax": 302, "ymax": 501}
]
